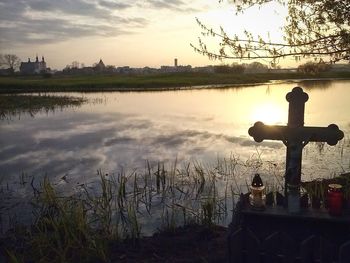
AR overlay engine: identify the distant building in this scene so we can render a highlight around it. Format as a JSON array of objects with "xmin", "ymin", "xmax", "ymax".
[
  {"xmin": 116, "ymin": 66, "xmax": 131, "ymax": 74},
  {"xmin": 62, "ymin": 66, "xmax": 94, "ymax": 75},
  {"xmin": 192, "ymin": 66, "xmax": 215, "ymax": 73},
  {"xmin": 160, "ymin": 59, "xmax": 192, "ymax": 73},
  {"xmin": 160, "ymin": 65, "xmax": 192, "ymax": 73},
  {"xmin": 94, "ymin": 59, "xmax": 106, "ymax": 72},
  {"xmin": 20, "ymin": 55, "xmax": 47, "ymax": 74},
  {"xmin": 142, "ymin": 66, "xmax": 158, "ymax": 74}
]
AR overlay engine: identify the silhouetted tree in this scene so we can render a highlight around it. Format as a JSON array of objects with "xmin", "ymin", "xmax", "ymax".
[
  {"xmin": 71, "ymin": 61, "xmax": 80, "ymax": 69},
  {"xmin": 214, "ymin": 63, "xmax": 245, "ymax": 73},
  {"xmin": 106, "ymin": 65, "xmax": 116, "ymax": 73},
  {"xmin": 244, "ymin": 62, "xmax": 269, "ymax": 73},
  {"xmin": 192, "ymin": 0, "xmax": 350, "ymax": 65},
  {"xmin": 297, "ymin": 61, "xmax": 331, "ymax": 74},
  {"xmin": 231, "ymin": 63, "xmax": 245, "ymax": 73},
  {"xmin": 0, "ymin": 54, "xmax": 21, "ymax": 70}
]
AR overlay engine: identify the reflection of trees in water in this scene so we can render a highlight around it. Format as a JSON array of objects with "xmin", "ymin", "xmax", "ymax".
[
  {"xmin": 265, "ymin": 86, "xmax": 271, "ymax": 95},
  {"xmin": 0, "ymin": 95, "xmax": 91, "ymax": 120},
  {"xmin": 298, "ymin": 80, "xmax": 332, "ymax": 91}
]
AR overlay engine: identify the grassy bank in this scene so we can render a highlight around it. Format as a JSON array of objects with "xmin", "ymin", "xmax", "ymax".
[{"xmin": 1, "ymin": 71, "xmax": 350, "ymax": 93}]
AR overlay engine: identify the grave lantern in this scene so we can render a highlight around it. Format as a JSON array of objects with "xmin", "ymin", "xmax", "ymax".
[
  {"xmin": 328, "ymin": 184, "xmax": 343, "ymax": 216},
  {"xmin": 249, "ymin": 173, "xmax": 266, "ymax": 210}
]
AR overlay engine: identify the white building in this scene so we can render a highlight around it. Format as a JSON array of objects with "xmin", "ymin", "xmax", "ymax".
[{"xmin": 20, "ymin": 55, "xmax": 47, "ymax": 74}]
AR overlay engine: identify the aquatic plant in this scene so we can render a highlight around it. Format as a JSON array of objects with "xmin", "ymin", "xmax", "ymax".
[
  {"xmin": 0, "ymin": 94, "xmax": 88, "ymax": 120},
  {"xmin": 1, "ymin": 151, "xmax": 348, "ymax": 262},
  {"xmin": 1, "ymin": 157, "xmax": 247, "ymax": 262}
]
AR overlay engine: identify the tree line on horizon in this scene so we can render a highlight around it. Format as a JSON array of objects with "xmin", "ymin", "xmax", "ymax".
[
  {"xmin": 214, "ymin": 61, "xmax": 336, "ymax": 74},
  {"xmin": 0, "ymin": 52, "xmax": 343, "ymax": 76}
]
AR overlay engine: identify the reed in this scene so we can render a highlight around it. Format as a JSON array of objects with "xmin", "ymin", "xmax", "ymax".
[
  {"xmin": 1, "ymin": 152, "xmax": 347, "ymax": 262},
  {"xmin": 0, "ymin": 94, "xmax": 88, "ymax": 120},
  {"xmin": 29, "ymin": 177, "xmax": 108, "ymax": 262}
]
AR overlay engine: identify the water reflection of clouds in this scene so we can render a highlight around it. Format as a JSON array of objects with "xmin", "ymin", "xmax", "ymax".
[
  {"xmin": 0, "ymin": 107, "xmax": 288, "ymax": 183},
  {"xmin": 165, "ymin": 113, "xmax": 216, "ymax": 122},
  {"xmin": 1, "ymin": 84, "xmax": 349, "ymax": 236},
  {"xmin": 238, "ymin": 139, "xmax": 283, "ymax": 149},
  {"xmin": 104, "ymin": 136, "xmax": 137, "ymax": 146},
  {"xmin": 1, "ymin": 97, "xmax": 347, "ymax": 187}
]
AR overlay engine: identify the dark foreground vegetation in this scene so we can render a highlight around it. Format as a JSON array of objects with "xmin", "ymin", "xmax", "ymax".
[
  {"xmin": 1, "ymin": 71, "xmax": 350, "ymax": 93},
  {"xmin": 1, "ymin": 156, "xmax": 349, "ymax": 262},
  {"xmin": 107, "ymin": 224, "xmax": 227, "ymax": 262},
  {"xmin": 0, "ymin": 161, "xmax": 234, "ymax": 262}
]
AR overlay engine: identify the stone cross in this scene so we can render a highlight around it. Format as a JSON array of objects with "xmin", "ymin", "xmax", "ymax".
[{"xmin": 248, "ymin": 87, "xmax": 344, "ymax": 210}]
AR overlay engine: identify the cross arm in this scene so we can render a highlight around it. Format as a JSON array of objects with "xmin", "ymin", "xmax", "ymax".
[{"xmin": 248, "ymin": 122, "xmax": 344, "ymax": 145}]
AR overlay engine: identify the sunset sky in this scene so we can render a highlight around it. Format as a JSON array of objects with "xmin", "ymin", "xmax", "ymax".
[{"xmin": 0, "ymin": 0, "xmax": 288, "ymax": 70}]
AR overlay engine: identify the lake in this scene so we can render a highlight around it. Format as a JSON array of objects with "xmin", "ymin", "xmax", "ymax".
[{"xmin": 1, "ymin": 79, "xmax": 350, "ymax": 232}]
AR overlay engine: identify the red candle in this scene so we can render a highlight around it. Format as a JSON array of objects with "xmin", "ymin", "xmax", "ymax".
[{"xmin": 327, "ymin": 184, "xmax": 343, "ymax": 216}]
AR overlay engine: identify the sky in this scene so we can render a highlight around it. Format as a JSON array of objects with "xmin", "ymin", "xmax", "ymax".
[{"xmin": 0, "ymin": 0, "xmax": 289, "ymax": 70}]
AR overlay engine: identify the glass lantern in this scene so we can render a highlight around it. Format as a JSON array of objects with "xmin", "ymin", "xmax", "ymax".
[
  {"xmin": 327, "ymin": 184, "xmax": 343, "ymax": 216},
  {"xmin": 249, "ymin": 173, "xmax": 266, "ymax": 210}
]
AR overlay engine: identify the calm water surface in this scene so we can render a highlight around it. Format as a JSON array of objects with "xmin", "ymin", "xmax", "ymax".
[
  {"xmin": 1, "ymin": 80, "xmax": 349, "ymax": 188},
  {"xmin": 1, "ymin": 79, "xmax": 350, "ymax": 233}
]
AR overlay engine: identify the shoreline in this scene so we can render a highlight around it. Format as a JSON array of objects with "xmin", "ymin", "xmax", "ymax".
[{"xmin": 1, "ymin": 72, "xmax": 350, "ymax": 94}]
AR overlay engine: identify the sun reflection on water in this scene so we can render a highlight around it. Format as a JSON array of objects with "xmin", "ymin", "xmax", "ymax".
[{"xmin": 250, "ymin": 102, "xmax": 286, "ymax": 125}]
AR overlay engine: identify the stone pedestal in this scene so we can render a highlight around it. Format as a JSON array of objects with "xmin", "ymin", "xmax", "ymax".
[{"xmin": 228, "ymin": 195, "xmax": 350, "ymax": 263}]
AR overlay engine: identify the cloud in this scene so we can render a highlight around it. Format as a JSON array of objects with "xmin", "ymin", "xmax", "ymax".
[
  {"xmin": 0, "ymin": 0, "xmax": 148, "ymax": 46},
  {"xmin": 1, "ymin": 17, "xmax": 136, "ymax": 46},
  {"xmin": 0, "ymin": 0, "xmax": 200, "ymax": 47},
  {"xmin": 146, "ymin": 0, "xmax": 199, "ymax": 12},
  {"xmin": 98, "ymin": 0, "xmax": 131, "ymax": 9}
]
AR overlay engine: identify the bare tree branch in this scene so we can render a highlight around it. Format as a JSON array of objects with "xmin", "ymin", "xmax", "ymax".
[
  {"xmin": 192, "ymin": 0, "xmax": 350, "ymax": 65},
  {"xmin": 0, "ymin": 54, "xmax": 21, "ymax": 70}
]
